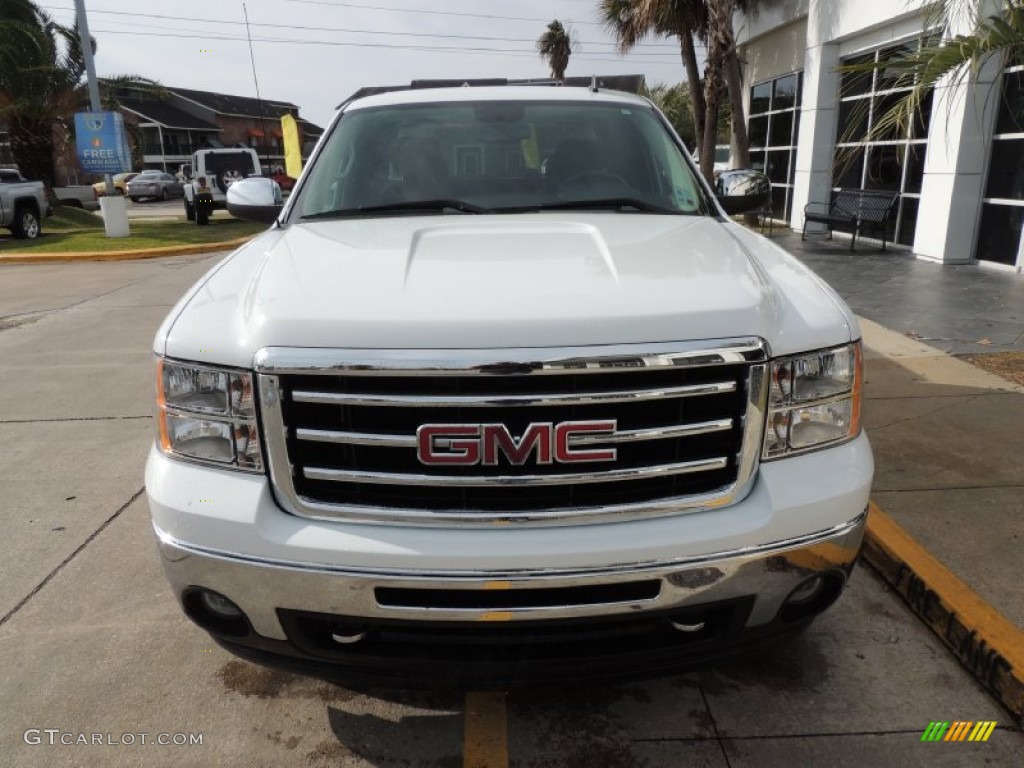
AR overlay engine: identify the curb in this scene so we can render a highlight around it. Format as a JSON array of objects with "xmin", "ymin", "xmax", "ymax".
[
  {"xmin": 863, "ymin": 501, "xmax": 1024, "ymax": 722},
  {"xmin": 0, "ymin": 235, "xmax": 254, "ymax": 264}
]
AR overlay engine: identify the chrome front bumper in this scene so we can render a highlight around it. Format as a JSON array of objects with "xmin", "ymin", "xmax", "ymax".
[{"xmin": 155, "ymin": 510, "xmax": 866, "ymax": 641}]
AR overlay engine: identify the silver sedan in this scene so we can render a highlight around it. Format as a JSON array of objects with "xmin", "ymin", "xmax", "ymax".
[{"xmin": 127, "ymin": 171, "xmax": 184, "ymax": 202}]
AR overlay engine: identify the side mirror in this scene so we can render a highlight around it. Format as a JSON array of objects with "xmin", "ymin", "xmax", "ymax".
[
  {"xmin": 226, "ymin": 177, "xmax": 283, "ymax": 224},
  {"xmin": 715, "ymin": 169, "xmax": 770, "ymax": 215}
]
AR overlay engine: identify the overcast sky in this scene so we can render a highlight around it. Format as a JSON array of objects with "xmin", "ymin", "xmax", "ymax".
[{"xmin": 42, "ymin": 0, "xmax": 693, "ymax": 129}]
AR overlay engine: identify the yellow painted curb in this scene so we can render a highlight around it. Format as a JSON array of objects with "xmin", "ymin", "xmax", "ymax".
[
  {"xmin": 0, "ymin": 235, "xmax": 254, "ymax": 264},
  {"xmin": 464, "ymin": 691, "xmax": 508, "ymax": 768},
  {"xmin": 863, "ymin": 501, "xmax": 1024, "ymax": 721}
]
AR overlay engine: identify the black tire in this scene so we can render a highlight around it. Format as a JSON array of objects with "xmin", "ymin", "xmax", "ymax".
[
  {"xmin": 11, "ymin": 206, "xmax": 40, "ymax": 239},
  {"xmin": 196, "ymin": 206, "xmax": 210, "ymax": 225},
  {"xmin": 184, "ymin": 199, "xmax": 195, "ymax": 221},
  {"xmin": 130, "ymin": 197, "xmax": 140, "ymax": 203}
]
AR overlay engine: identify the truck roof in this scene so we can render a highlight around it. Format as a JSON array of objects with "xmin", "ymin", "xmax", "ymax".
[{"xmin": 342, "ymin": 85, "xmax": 652, "ymax": 112}]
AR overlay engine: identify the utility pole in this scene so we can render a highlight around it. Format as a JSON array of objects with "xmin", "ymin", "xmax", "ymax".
[
  {"xmin": 243, "ymin": 3, "xmax": 272, "ymax": 175},
  {"xmin": 73, "ymin": 0, "xmax": 112, "ymax": 197},
  {"xmin": 75, "ymin": 0, "xmax": 129, "ymax": 236}
]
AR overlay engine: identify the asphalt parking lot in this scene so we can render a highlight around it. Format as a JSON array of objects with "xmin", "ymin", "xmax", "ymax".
[{"xmin": 0, "ymin": 252, "xmax": 1021, "ymax": 767}]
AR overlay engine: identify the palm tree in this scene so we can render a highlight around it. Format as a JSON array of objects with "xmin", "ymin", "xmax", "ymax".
[
  {"xmin": 601, "ymin": 1, "xmax": 755, "ymax": 182},
  {"xmin": 649, "ymin": 82, "xmax": 697, "ymax": 147},
  {"xmin": 0, "ymin": 0, "xmax": 158, "ymax": 185},
  {"xmin": 841, "ymin": 1, "xmax": 1024, "ymax": 145},
  {"xmin": 537, "ymin": 20, "xmax": 573, "ymax": 81},
  {"xmin": 600, "ymin": 0, "xmax": 709, "ymax": 155},
  {"xmin": 705, "ymin": 0, "xmax": 750, "ymax": 173}
]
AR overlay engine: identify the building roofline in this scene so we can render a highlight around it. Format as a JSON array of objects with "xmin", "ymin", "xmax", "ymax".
[
  {"xmin": 120, "ymin": 105, "xmax": 222, "ymax": 132},
  {"xmin": 168, "ymin": 89, "xmax": 297, "ymax": 118}
]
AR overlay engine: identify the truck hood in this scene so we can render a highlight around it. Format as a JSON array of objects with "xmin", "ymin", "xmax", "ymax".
[{"xmin": 158, "ymin": 214, "xmax": 856, "ymax": 367}]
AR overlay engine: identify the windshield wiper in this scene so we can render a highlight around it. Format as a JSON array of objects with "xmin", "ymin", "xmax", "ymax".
[
  {"xmin": 301, "ymin": 199, "xmax": 491, "ymax": 219},
  {"xmin": 514, "ymin": 198, "xmax": 684, "ymax": 215}
]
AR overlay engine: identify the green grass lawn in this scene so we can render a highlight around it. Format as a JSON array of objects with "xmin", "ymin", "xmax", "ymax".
[
  {"xmin": 46, "ymin": 205, "xmax": 105, "ymax": 233},
  {"xmin": 1, "ymin": 213, "xmax": 266, "ymax": 253}
]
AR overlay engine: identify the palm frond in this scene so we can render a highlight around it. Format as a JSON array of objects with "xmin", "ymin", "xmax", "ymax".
[{"xmin": 838, "ymin": 1, "xmax": 1024, "ymax": 156}]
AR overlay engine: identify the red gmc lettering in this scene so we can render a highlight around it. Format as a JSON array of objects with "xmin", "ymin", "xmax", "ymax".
[
  {"xmin": 417, "ymin": 425, "xmax": 481, "ymax": 465},
  {"xmin": 417, "ymin": 421, "xmax": 617, "ymax": 466},
  {"xmin": 481, "ymin": 424, "xmax": 552, "ymax": 465},
  {"xmin": 554, "ymin": 421, "xmax": 618, "ymax": 463}
]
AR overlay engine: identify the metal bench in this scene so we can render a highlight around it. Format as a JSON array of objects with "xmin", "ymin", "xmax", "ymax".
[{"xmin": 802, "ymin": 189, "xmax": 900, "ymax": 251}]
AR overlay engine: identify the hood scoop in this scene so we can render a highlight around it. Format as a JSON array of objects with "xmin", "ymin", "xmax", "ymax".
[{"xmin": 403, "ymin": 221, "xmax": 619, "ymax": 289}]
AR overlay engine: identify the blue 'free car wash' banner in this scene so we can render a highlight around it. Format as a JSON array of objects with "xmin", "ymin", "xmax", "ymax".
[{"xmin": 74, "ymin": 112, "xmax": 132, "ymax": 174}]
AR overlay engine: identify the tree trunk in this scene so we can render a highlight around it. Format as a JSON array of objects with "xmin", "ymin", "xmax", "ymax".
[
  {"xmin": 8, "ymin": 121, "xmax": 58, "ymax": 187},
  {"xmin": 679, "ymin": 34, "xmax": 705, "ymax": 153},
  {"xmin": 701, "ymin": 63, "xmax": 722, "ymax": 186},
  {"xmin": 703, "ymin": 0, "xmax": 751, "ymax": 170},
  {"xmin": 719, "ymin": 4, "xmax": 751, "ymax": 169}
]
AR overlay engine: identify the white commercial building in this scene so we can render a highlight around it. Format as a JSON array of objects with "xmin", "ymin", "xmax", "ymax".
[{"xmin": 735, "ymin": 0, "xmax": 1022, "ymax": 271}]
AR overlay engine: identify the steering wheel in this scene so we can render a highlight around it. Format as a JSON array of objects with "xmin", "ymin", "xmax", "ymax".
[{"xmin": 557, "ymin": 170, "xmax": 630, "ymax": 194}]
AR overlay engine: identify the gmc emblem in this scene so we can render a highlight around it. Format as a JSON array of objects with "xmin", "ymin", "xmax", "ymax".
[{"xmin": 417, "ymin": 421, "xmax": 618, "ymax": 466}]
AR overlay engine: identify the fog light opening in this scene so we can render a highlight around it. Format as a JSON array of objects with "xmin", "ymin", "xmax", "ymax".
[
  {"xmin": 330, "ymin": 629, "xmax": 368, "ymax": 646},
  {"xmin": 201, "ymin": 590, "xmax": 243, "ymax": 618},
  {"xmin": 779, "ymin": 572, "xmax": 844, "ymax": 623},
  {"xmin": 183, "ymin": 589, "xmax": 251, "ymax": 638},
  {"xmin": 788, "ymin": 575, "xmax": 825, "ymax": 605}
]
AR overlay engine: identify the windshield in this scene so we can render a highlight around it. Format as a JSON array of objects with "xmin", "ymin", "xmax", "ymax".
[{"xmin": 293, "ymin": 100, "xmax": 708, "ymax": 219}]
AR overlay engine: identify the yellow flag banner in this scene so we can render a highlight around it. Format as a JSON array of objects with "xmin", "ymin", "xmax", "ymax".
[{"xmin": 281, "ymin": 114, "xmax": 302, "ymax": 179}]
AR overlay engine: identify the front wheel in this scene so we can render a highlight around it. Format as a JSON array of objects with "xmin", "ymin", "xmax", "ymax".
[
  {"xmin": 195, "ymin": 206, "xmax": 210, "ymax": 225},
  {"xmin": 12, "ymin": 207, "xmax": 40, "ymax": 239},
  {"xmin": 184, "ymin": 199, "xmax": 195, "ymax": 221}
]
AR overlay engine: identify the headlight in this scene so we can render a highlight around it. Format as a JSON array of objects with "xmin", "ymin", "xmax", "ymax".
[
  {"xmin": 762, "ymin": 342, "xmax": 862, "ymax": 459},
  {"xmin": 156, "ymin": 359, "xmax": 263, "ymax": 471}
]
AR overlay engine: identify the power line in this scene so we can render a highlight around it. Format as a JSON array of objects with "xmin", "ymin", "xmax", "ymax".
[
  {"xmin": 282, "ymin": 0, "xmax": 608, "ymax": 26},
  {"xmin": 88, "ymin": 27, "xmax": 684, "ymax": 64},
  {"xmin": 40, "ymin": 4, "xmax": 687, "ymax": 50}
]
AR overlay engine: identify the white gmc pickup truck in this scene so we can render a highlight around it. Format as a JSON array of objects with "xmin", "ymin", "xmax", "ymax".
[{"xmin": 146, "ymin": 84, "xmax": 872, "ymax": 687}]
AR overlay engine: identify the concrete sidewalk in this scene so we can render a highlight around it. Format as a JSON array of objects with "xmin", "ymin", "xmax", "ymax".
[
  {"xmin": 776, "ymin": 230, "xmax": 1024, "ymax": 354},
  {"xmin": 780, "ymin": 230, "xmax": 1024, "ymax": 718}
]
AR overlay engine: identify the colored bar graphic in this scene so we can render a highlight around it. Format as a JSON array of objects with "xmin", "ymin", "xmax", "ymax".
[
  {"xmin": 969, "ymin": 722, "xmax": 998, "ymax": 742},
  {"xmin": 922, "ymin": 721, "xmax": 996, "ymax": 742}
]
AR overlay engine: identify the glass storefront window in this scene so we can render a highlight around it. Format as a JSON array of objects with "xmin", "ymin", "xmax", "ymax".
[
  {"xmin": 977, "ymin": 64, "xmax": 1024, "ymax": 267},
  {"xmin": 995, "ymin": 70, "xmax": 1024, "ymax": 133},
  {"xmin": 834, "ymin": 40, "xmax": 931, "ymax": 246},
  {"xmin": 751, "ymin": 82, "xmax": 772, "ymax": 115},
  {"xmin": 773, "ymin": 74, "xmax": 798, "ymax": 111},
  {"xmin": 749, "ymin": 116, "xmax": 769, "ymax": 148},
  {"xmin": 841, "ymin": 54, "xmax": 874, "ymax": 98},
  {"xmin": 769, "ymin": 111, "xmax": 794, "ymax": 147},
  {"xmin": 976, "ymin": 204, "xmax": 1024, "ymax": 266},
  {"xmin": 748, "ymin": 72, "xmax": 802, "ymax": 223}
]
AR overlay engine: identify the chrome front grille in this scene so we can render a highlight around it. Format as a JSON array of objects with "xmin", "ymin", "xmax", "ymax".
[{"xmin": 257, "ymin": 340, "xmax": 769, "ymax": 526}]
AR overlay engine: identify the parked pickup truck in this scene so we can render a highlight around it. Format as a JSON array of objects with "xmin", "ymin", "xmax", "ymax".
[
  {"xmin": 53, "ymin": 185, "xmax": 100, "ymax": 211},
  {"xmin": 0, "ymin": 168, "xmax": 49, "ymax": 239},
  {"xmin": 146, "ymin": 83, "xmax": 872, "ymax": 687}
]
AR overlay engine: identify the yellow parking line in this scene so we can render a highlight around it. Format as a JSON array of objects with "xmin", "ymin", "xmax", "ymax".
[
  {"xmin": 464, "ymin": 691, "xmax": 508, "ymax": 768},
  {"xmin": 864, "ymin": 502, "xmax": 1024, "ymax": 718}
]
